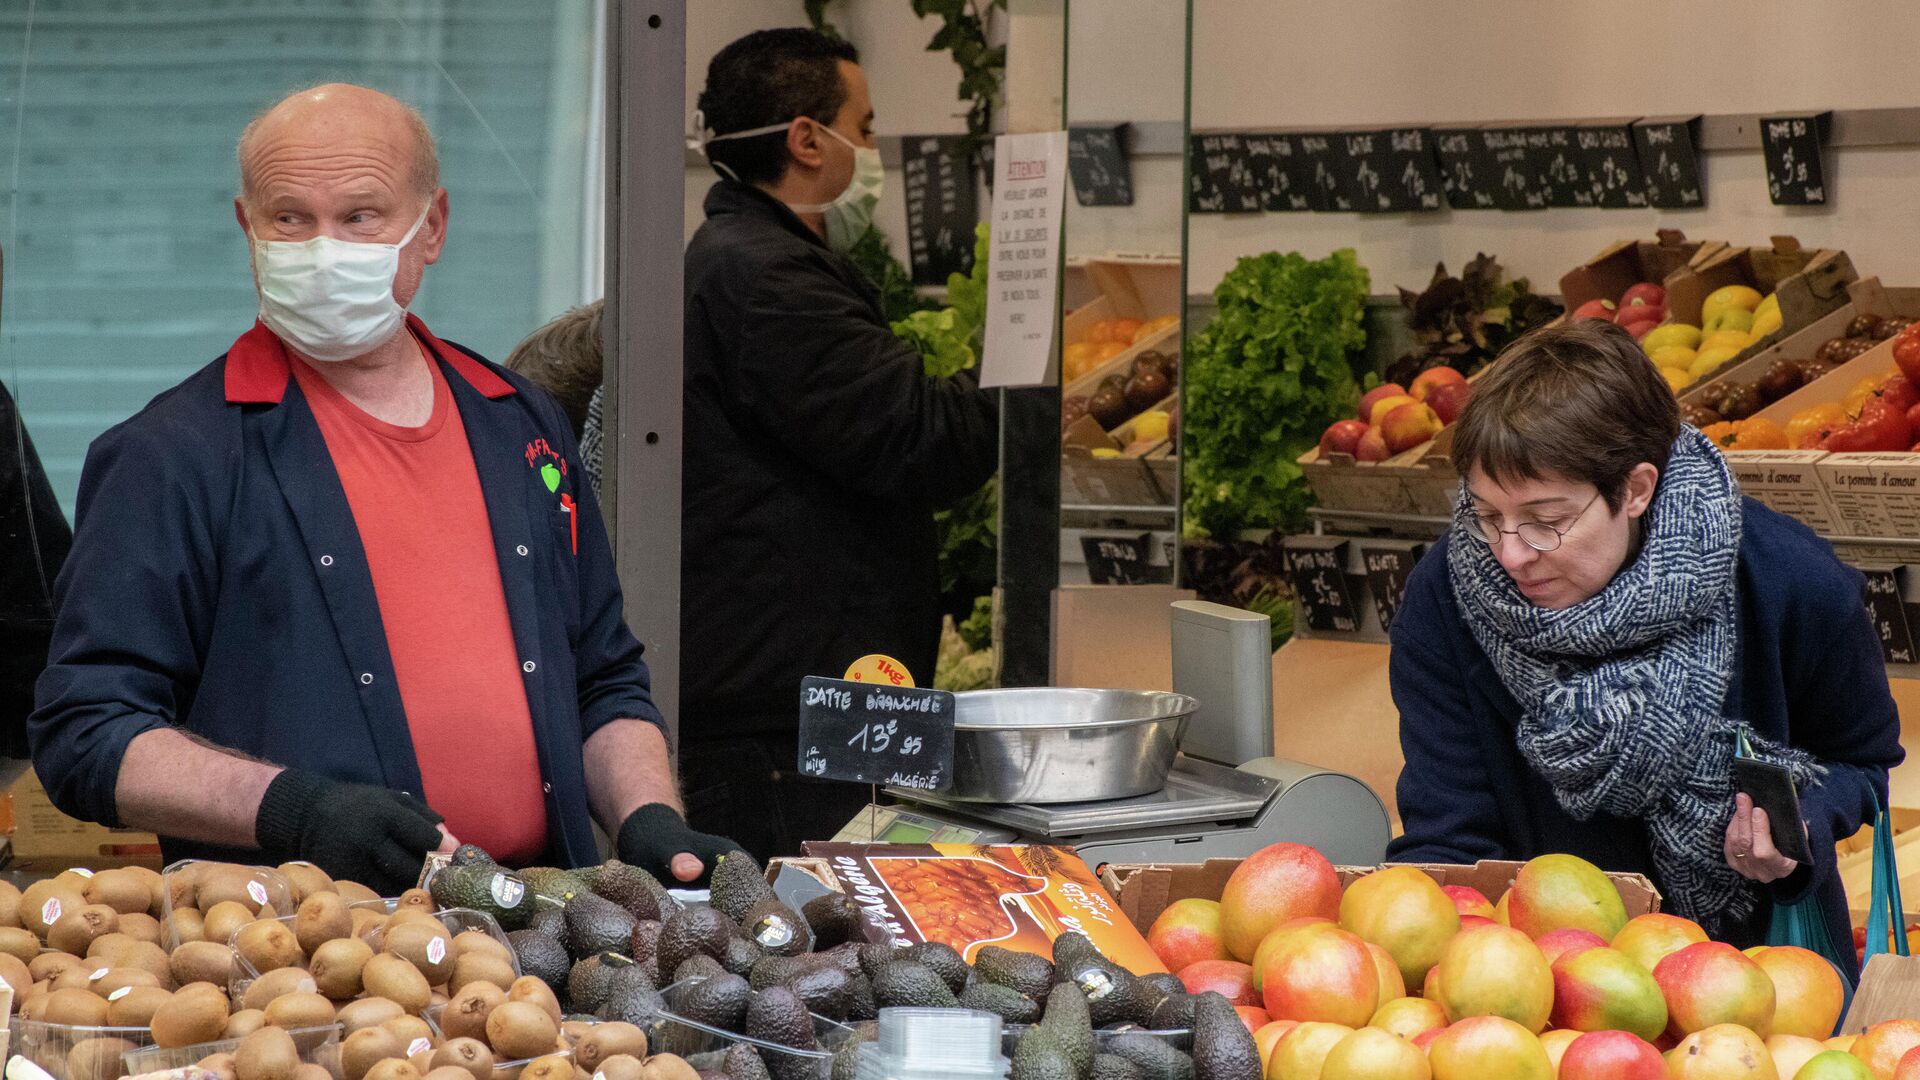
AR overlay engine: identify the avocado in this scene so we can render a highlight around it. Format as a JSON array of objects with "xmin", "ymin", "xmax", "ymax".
[
  {"xmin": 870, "ymin": 961, "xmax": 959, "ymax": 1009},
  {"xmin": 1038, "ymin": 988, "xmax": 1094, "ymax": 1078},
  {"xmin": 673, "ymin": 954, "xmax": 728, "ymax": 984},
  {"xmin": 520, "ymin": 867, "xmax": 592, "ymax": 905},
  {"xmin": 740, "ymin": 896, "xmax": 813, "ymax": 957},
  {"xmin": 813, "ymin": 943, "xmax": 866, "ymax": 979},
  {"xmin": 430, "ymin": 863, "xmax": 536, "ymax": 930},
  {"xmin": 844, "ymin": 973, "xmax": 878, "ymax": 1022},
  {"xmin": 1149, "ymin": 992, "xmax": 1196, "ymax": 1032},
  {"xmin": 450, "ymin": 843, "xmax": 494, "ymax": 867},
  {"xmin": 855, "ymin": 944, "xmax": 899, "ymax": 983},
  {"xmin": 800, "ymin": 893, "xmax": 863, "ymax": 950},
  {"xmin": 508, "ymin": 928, "xmax": 571, "ymax": 998},
  {"xmin": 656, "ymin": 905, "xmax": 737, "ymax": 977},
  {"xmin": 1106, "ymin": 1035, "xmax": 1194, "ymax": 1080},
  {"xmin": 975, "ymin": 945, "xmax": 1056, "ymax": 1003},
  {"xmin": 1140, "ymin": 972, "xmax": 1185, "ymax": 1001},
  {"xmin": 528, "ymin": 906, "xmax": 567, "ymax": 940},
  {"xmin": 1190, "ymin": 991, "xmax": 1260, "ymax": 1080},
  {"xmin": 1060, "ymin": 954, "xmax": 1152, "ymax": 1027},
  {"xmin": 1010, "ymin": 1026, "xmax": 1079, "ymax": 1080},
  {"xmin": 720, "ymin": 1043, "xmax": 773, "ymax": 1080},
  {"xmin": 744, "ymin": 985, "xmax": 820, "ymax": 1080},
  {"xmin": 628, "ymin": 920, "xmax": 663, "ymax": 980},
  {"xmin": 1051, "ymin": 931, "xmax": 1103, "ymax": 971},
  {"xmin": 787, "ymin": 965, "xmax": 852, "ymax": 1021},
  {"xmin": 567, "ymin": 953, "xmax": 627, "ymax": 1013},
  {"xmin": 828, "ymin": 1026, "xmax": 871, "ymax": 1080},
  {"xmin": 748, "ymin": 955, "xmax": 811, "ymax": 992},
  {"xmin": 603, "ymin": 953, "xmax": 657, "ymax": 1000},
  {"xmin": 721, "ymin": 934, "xmax": 765, "ymax": 976},
  {"xmin": 591, "ymin": 859, "xmax": 676, "ymax": 923},
  {"xmin": 564, "ymin": 892, "xmax": 640, "ymax": 959},
  {"xmin": 957, "ymin": 981, "xmax": 1041, "ymax": 1024},
  {"xmin": 595, "ymin": 983, "xmax": 667, "ymax": 1028},
  {"xmin": 902, "ymin": 941, "xmax": 970, "ymax": 994},
  {"xmin": 676, "ymin": 972, "xmax": 752, "ymax": 1033},
  {"xmin": 709, "ymin": 850, "xmax": 778, "ymax": 924},
  {"xmin": 1091, "ymin": 1054, "xmax": 1146, "ymax": 1080}
]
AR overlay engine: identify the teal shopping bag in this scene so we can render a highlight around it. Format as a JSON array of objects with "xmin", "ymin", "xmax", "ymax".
[{"xmin": 1765, "ymin": 796, "xmax": 1907, "ymax": 1034}]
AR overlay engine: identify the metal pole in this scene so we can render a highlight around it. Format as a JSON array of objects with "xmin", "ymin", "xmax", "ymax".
[{"xmin": 603, "ymin": 0, "xmax": 685, "ymax": 745}]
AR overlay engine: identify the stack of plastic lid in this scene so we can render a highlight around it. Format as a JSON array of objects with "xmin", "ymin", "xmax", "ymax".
[{"xmin": 857, "ymin": 1007, "xmax": 1009, "ymax": 1080}]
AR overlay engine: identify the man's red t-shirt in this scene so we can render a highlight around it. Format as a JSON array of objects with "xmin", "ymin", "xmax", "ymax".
[{"xmin": 292, "ymin": 344, "xmax": 549, "ymax": 863}]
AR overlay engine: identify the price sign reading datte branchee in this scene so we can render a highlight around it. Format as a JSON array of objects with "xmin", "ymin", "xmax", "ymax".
[{"xmin": 798, "ymin": 676, "xmax": 956, "ymax": 791}]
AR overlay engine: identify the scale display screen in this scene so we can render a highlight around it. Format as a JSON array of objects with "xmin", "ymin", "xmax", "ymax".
[{"xmin": 878, "ymin": 819, "xmax": 936, "ymax": 844}]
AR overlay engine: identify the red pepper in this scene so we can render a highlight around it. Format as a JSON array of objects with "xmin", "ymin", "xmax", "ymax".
[{"xmin": 1826, "ymin": 399, "xmax": 1913, "ymax": 453}]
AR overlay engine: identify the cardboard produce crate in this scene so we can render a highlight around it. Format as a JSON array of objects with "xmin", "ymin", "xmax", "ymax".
[
  {"xmin": 1558, "ymin": 229, "xmax": 1725, "ymax": 318},
  {"xmin": 1668, "ymin": 236, "xmax": 1855, "ymax": 337},
  {"xmin": 1100, "ymin": 857, "xmax": 1660, "ymax": 935},
  {"xmin": 1843, "ymin": 954, "xmax": 1920, "ymax": 1034},
  {"xmin": 7, "ymin": 771, "xmax": 161, "ymax": 871},
  {"xmin": 1724, "ymin": 450, "xmax": 1843, "ymax": 535},
  {"xmin": 1297, "ymin": 445, "xmax": 1420, "ymax": 516},
  {"xmin": 1683, "ymin": 277, "xmax": 1920, "ymax": 412}
]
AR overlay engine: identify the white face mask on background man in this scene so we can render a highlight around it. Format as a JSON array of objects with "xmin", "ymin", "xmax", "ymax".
[
  {"xmin": 698, "ymin": 116, "xmax": 884, "ymax": 253},
  {"xmin": 252, "ymin": 204, "xmax": 430, "ymax": 363}
]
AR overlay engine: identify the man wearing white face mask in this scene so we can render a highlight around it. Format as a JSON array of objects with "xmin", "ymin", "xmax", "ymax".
[
  {"xmin": 679, "ymin": 30, "xmax": 1000, "ymax": 858},
  {"xmin": 32, "ymin": 83, "xmax": 738, "ymax": 893}
]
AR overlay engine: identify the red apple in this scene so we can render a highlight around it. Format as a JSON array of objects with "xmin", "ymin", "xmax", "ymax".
[
  {"xmin": 1426, "ymin": 380, "xmax": 1473, "ymax": 425},
  {"xmin": 1625, "ymin": 320, "xmax": 1660, "ymax": 343},
  {"xmin": 1355, "ymin": 427, "xmax": 1390, "ymax": 462},
  {"xmin": 1318, "ymin": 419, "xmax": 1370, "ymax": 458},
  {"xmin": 1619, "ymin": 306, "xmax": 1665, "ymax": 329},
  {"xmin": 1357, "ymin": 383, "xmax": 1409, "ymax": 423},
  {"xmin": 1381, "ymin": 401, "xmax": 1443, "ymax": 454},
  {"xmin": 1409, "ymin": 366, "xmax": 1468, "ymax": 402},
  {"xmin": 1572, "ymin": 299, "xmax": 1618, "ymax": 322},
  {"xmin": 1620, "ymin": 282, "xmax": 1666, "ymax": 308}
]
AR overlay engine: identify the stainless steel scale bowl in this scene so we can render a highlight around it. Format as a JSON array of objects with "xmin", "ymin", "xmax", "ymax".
[{"xmin": 942, "ymin": 687, "xmax": 1198, "ymax": 804}]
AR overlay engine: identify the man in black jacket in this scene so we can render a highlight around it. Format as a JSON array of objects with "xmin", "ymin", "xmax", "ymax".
[
  {"xmin": 2, "ymin": 385, "xmax": 71, "ymax": 742},
  {"xmin": 681, "ymin": 29, "xmax": 999, "ymax": 857}
]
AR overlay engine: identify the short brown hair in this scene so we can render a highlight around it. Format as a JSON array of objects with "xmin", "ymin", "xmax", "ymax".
[
  {"xmin": 504, "ymin": 300, "xmax": 604, "ymax": 438},
  {"xmin": 1451, "ymin": 320, "xmax": 1681, "ymax": 511}
]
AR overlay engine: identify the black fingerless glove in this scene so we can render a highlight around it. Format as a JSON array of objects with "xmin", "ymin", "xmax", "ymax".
[
  {"xmin": 616, "ymin": 802, "xmax": 738, "ymax": 887},
  {"xmin": 255, "ymin": 769, "xmax": 445, "ymax": 895}
]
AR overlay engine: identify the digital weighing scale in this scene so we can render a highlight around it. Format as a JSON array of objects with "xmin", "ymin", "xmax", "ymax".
[{"xmin": 829, "ymin": 601, "xmax": 1392, "ymax": 873}]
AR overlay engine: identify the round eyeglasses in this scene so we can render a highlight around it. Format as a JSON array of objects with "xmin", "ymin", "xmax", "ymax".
[{"xmin": 1466, "ymin": 491, "xmax": 1602, "ymax": 552}]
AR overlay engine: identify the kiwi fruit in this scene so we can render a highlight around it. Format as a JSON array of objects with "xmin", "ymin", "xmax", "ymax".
[
  {"xmin": 425, "ymin": 1069, "xmax": 477, "ymax": 1080},
  {"xmin": 277, "ymin": 863, "xmax": 336, "ymax": 904},
  {"xmin": 0, "ymin": 880, "xmax": 22, "ymax": 927},
  {"xmin": 295, "ymin": 892, "xmax": 353, "ymax": 956},
  {"xmin": 44, "ymin": 986, "xmax": 112, "ymax": 1026},
  {"xmin": 593, "ymin": 1056, "xmax": 645, "ymax": 1080},
  {"xmin": 0, "ymin": 926, "xmax": 39, "ymax": 963},
  {"xmin": 450, "ymin": 952, "xmax": 516, "ymax": 994},
  {"xmin": 108, "ymin": 984, "xmax": 173, "ymax": 1026},
  {"xmin": 49, "ymin": 903, "xmax": 121, "ymax": 955},
  {"xmin": 84, "ymin": 869, "xmax": 153, "ymax": 916},
  {"xmin": 66, "ymin": 1036, "xmax": 138, "ymax": 1080},
  {"xmin": 311, "ymin": 936, "xmax": 376, "ymax": 1000},
  {"xmin": 574, "ymin": 1023, "xmax": 648, "ymax": 1073},
  {"xmin": 198, "ymin": 1053, "xmax": 241, "ymax": 1080},
  {"xmin": 204, "ymin": 901, "xmax": 256, "ymax": 947},
  {"xmin": 384, "ymin": 1013, "xmax": 436, "ymax": 1049},
  {"xmin": 113, "ymin": 940, "xmax": 176, "ymax": 987},
  {"xmin": 364, "ymin": 1062, "xmax": 424, "ymax": 1080},
  {"xmin": 236, "ymin": 1025, "xmax": 301, "ymax": 1080},
  {"xmin": 517, "ymin": 1056, "xmax": 571, "ymax": 1080},
  {"xmin": 636, "ymin": 1056, "xmax": 698, "ymax": 1080},
  {"xmin": 87, "ymin": 931, "xmax": 139, "ymax": 962},
  {"xmin": 151, "ymin": 984, "xmax": 231, "ymax": 1047},
  {"xmin": 21, "ymin": 880, "xmax": 86, "ymax": 938},
  {"xmin": 396, "ymin": 889, "xmax": 434, "ymax": 914},
  {"xmin": 118, "ymin": 912, "xmax": 164, "ymax": 945},
  {"xmin": 0, "ymin": 952, "xmax": 32, "ymax": 997},
  {"xmin": 236, "ymin": 919, "xmax": 305, "ymax": 973},
  {"xmin": 338, "ymin": 996, "xmax": 407, "ymax": 1035},
  {"xmin": 486, "ymin": 1000, "xmax": 561, "ymax": 1060},
  {"xmin": 30, "ymin": 950, "xmax": 83, "ymax": 982},
  {"xmin": 51, "ymin": 964, "xmax": 99, "ymax": 992},
  {"xmin": 363, "ymin": 953, "xmax": 433, "ymax": 1013},
  {"xmin": 431, "ymin": 1039, "xmax": 496, "ymax": 1080},
  {"xmin": 91, "ymin": 966, "xmax": 164, "ymax": 997},
  {"xmin": 18, "ymin": 991, "xmax": 48, "ymax": 1022},
  {"xmin": 198, "ymin": 866, "xmax": 268, "ymax": 912},
  {"xmin": 384, "ymin": 920, "xmax": 456, "ymax": 985},
  {"xmin": 441, "ymin": 981, "xmax": 506, "ymax": 1042},
  {"xmin": 293, "ymin": 1066, "xmax": 334, "ymax": 1080},
  {"xmin": 226, "ymin": 1008, "xmax": 269, "ymax": 1038},
  {"xmin": 342, "ymin": 1027, "xmax": 408, "ymax": 1080},
  {"xmin": 265, "ymin": 989, "xmax": 336, "ymax": 1030},
  {"xmin": 170, "ymin": 907, "xmax": 208, "ymax": 945},
  {"xmin": 337, "ymin": 880, "xmax": 382, "ymax": 905},
  {"xmin": 172, "ymin": 941, "xmax": 237, "ymax": 987},
  {"xmin": 241, "ymin": 967, "xmax": 319, "ymax": 1011},
  {"xmin": 452, "ymin": 930, "xmax": 513, "ymax": 965},
  {"xmin": 168, "ymin": 863, "xmax": 204, "ymax": 910},
  {"xmin": 507, "ymin": 976, "xmax": 563, "ymax": 1025}
]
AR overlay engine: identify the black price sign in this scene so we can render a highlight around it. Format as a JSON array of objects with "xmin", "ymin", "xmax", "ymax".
[
  {"xmin": 797, "ymin": 677, "xmax": 955, "ymax": 791},
  {"xmin": 1067, "ymin": 124, "xmax": 1133, "ymax": 207},
  {"xmin": 1761, "ymin": 112, "xmax": 1830, "ymax": 206},
  {"xmin": 1189, "ymin": 133, "xmax": 1263, "ymax": 214},
  {"xmin": 1338, "ymin": 129, "xmax": 1444, "ymax": 213},
  {"xmin": 1284, "ymin": 536, "xmax": 1360, "ymax": 634},
  {"xmin": 899, "ymin": 135, "xmax": 978, "ymax": 286},
  {"xmin": 1631, "ymin": 116, "xmax": 1705, "ymax": 209},
  {"xmin": 1244, "ymin": 134, "xmax": 1315, "ymax": 212},
  {"xmin": 1361, "ymin": 543, "xmax": 1426, "ymax": 632},
  {"xmin": 1081, "ymin": 533, "xmax": 1171, "ymax": 585},
  {"xmin": 1482, "ymin": 128, "xmax": 1544, "ymax": 211},
  {"xmin": 1433, "ymin": 127, "xmax": 1495, "ymax": 210},
  {"xmin": 1576, "ymin": 122, "xmax": 1647, "ymax": 208},
  {"xmin": 1294, "ymin": 133, "xmax": 1352, "ymax": 211},
  {"xmin": 1529, "ymin": 126, "xmax": 1584, "ymax": 208},
  {"xmin": 1861, "ymin": 567, "xmax": 1916, "ymax": 666}
]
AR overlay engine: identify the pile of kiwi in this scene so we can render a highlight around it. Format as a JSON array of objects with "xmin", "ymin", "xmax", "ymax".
[{"xmin": 0, "ymin": 863, "xmax": 703, "ymax": 1080}]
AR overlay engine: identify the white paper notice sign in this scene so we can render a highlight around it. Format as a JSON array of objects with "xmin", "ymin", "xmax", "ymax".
[{"xmin": 980, "ymin": 130, "xmax": 1069, "ymax": 388}]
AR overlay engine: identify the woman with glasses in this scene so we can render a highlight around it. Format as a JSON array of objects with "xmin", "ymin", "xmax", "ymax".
[{"xmin": 1386, "ymin": 319, "xmax": 1902, "ymax": 960}]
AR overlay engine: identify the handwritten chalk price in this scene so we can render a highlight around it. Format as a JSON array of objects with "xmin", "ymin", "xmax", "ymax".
[{"xmin": 797, "ymin": 676, "xmax": 955, "ymax": 789}]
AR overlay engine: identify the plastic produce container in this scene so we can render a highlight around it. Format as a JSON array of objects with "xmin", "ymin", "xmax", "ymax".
[
  {"xmin": 8, "ymin": 1018, "xmax": 157, "ymax": 1080},
  {"xmin": 229, "ymin": 904, "xmax": 516, "ymax": 1000},
  {"xmin": 159, "ymin": 860, "xmax": 297, "ymax": 952},
  {"xmin": 120, "ymin": 1024, "xmax": 342, "ymax": 1077},
  {"xmin": 652, "ymin": 976, "xmax": 855, "ymax": 1079}
]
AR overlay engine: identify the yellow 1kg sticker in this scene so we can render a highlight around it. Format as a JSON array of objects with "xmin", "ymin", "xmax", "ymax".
[{"xmin": 843, "ymin": 653, "xmax": 915, "ymax": 688}]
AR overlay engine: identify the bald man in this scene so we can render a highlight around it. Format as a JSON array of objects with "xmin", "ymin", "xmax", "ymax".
[{"xmin": 31, "ymin": 84, "xmax": 735, "ymax": 892}]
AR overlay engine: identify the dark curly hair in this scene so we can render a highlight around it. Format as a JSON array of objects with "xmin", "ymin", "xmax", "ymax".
[{"xmin": 696, "ymin": 28, "xmax": 860, "ymax": 187}]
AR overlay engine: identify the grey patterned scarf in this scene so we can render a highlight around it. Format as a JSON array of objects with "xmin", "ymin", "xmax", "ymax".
[{"xmin": 1448, "ymin": 428, "xmax": 1819, "ymax": 932}]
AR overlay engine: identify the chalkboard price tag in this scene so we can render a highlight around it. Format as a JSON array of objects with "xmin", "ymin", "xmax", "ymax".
[
  {"xmin": 1529, "ymin": 126, "xmax": 1584, "ymax": 208},
  {"xmin": 798, "ymin": 676, "xmax": 956, "ymax": 791},
  {"xmin": 1294, "ymin": 133, "xmax": 1352, "ymax": 211},
  {"xmin": 1284, "ymin": 536, "xmax": 1360, "ymax": 634},
  {"xmin": 1631, "ymin": 116, "xmax": 1705, "ymax": 209},
  {"xmin": 1244, "ymin": 134, "xmax": 1315, "ymax": 211},
  {"xmin": 1361, "ymin": 543, "xmax": 1427, "ymax": 632},
  {"xmin": 1189, "ymin": 133, "xmax": 1263, "ymax": 214},
  {"xmin": 1576, "ymin": 122, "xmax": 1647, "ymax": 208},
  {"xmin": 1081, "ymin": 532, "xmax": 1171, "ymax": 585},
  {"xmin": 1480, "ymin": 128, "xmax": 1544, "ymax": 211},
  {"xmin": 1760, "ymin": 112, "xmax": 1830, "ymax": 206},
  {"xmin": 1338, "ymin": 129, "xmax": 1444, "ymax": 213},
  {"xmin": 899, "ymin": 135, "xmax": 979, "ymax": 286},
  {"xmin": 1432, "ymin": 127, "xmax": 1495, "ymax": 209},
  {"xmin": 1067, "ymin": 124, "xmax": 1133, "ymax": 207},
  {"xmin": 1860, "ymin": 567, "xmax": 1916, "ymax": 666}
]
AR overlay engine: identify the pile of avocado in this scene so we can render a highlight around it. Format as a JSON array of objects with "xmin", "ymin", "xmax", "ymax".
[{"xmin": 431, "ymin": 846, "xmax": 1260, "ymax": 1080}]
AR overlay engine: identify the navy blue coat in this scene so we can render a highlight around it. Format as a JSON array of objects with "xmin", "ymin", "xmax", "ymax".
[
  {"xmin": 30, "ymin": 318, "xmax": 663, "ymax": 867},
  {"xmin": 1387, "ymin": 498, "xmax": 1903, "ymax": 960}
]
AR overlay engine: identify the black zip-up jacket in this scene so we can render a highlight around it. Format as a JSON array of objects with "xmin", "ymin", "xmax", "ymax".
[{"xmin": 681, "ymin": 181, "xmax": 998, "ymax": 735}]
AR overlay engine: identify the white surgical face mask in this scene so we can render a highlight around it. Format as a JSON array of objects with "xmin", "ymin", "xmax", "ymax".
[
  {"xmin": 695, "ymin": 114, "xmax": 884, "ymax": 253},
  {"xmin": 253, "ymin": 204, "xmax": 430, "ymax": 363}
]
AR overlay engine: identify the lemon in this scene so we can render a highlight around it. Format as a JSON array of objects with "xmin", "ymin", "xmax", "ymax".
[
  {"xmin": 1751, "ymin": 305, "xmax": 1783, "ymax": 338},
  {"xmin": 1756, "ymin": 291, "xmax": 1781, "ymax": 319},
  {"xmin": 1649, "ymin": 345, "xmax": 1698, "ymax": 370},
  {"xmin": 1643, "ymin": 323, "xmax": 1703, "ymax": 353},
  {"xmin": 1705, "ymin": 308, "xmax": 1756, "ymax": 335},
  {"xmin": 1132, "ymin": 410, "xmax": 1171, "ymax": 442},
  {"xmin": 1689, "ymin": 345, "xmax": 1743, "ymax": 380},
  {"xmin": 1701, "ymin": 284, "xmax": 1765, "ymax": 324},
  {"xmin": 1661, "ymin": 366, "xmax": 1693, "ymax": 393},
  {"xmin": 1090, "ymin": 447, "xmax": 1121, "ymax": 459},
  {"xmin": 1701, "ymin": 330, "xmax": 1755, "ymax": 353}
]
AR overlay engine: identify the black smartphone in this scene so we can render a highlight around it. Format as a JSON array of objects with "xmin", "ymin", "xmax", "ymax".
[{"xmin": 1730, "ymin": 757, "xmax": 1814, "ymax": 865}]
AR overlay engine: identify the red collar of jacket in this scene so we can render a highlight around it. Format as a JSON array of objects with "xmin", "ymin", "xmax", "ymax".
[{"xmin": 224, "ymin": 313, "xmax": 516, "ymax": 404}]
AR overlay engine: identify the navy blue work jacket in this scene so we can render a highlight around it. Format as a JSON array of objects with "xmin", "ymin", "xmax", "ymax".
[{"xmin": 31, "ymin": 317, "xmax": 663, "ymax": 867}]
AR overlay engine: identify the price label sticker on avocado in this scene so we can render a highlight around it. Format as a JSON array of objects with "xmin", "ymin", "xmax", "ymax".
[{"xmin": 798, "ymin": 676, "xmax": 955, "ymax": 791}]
